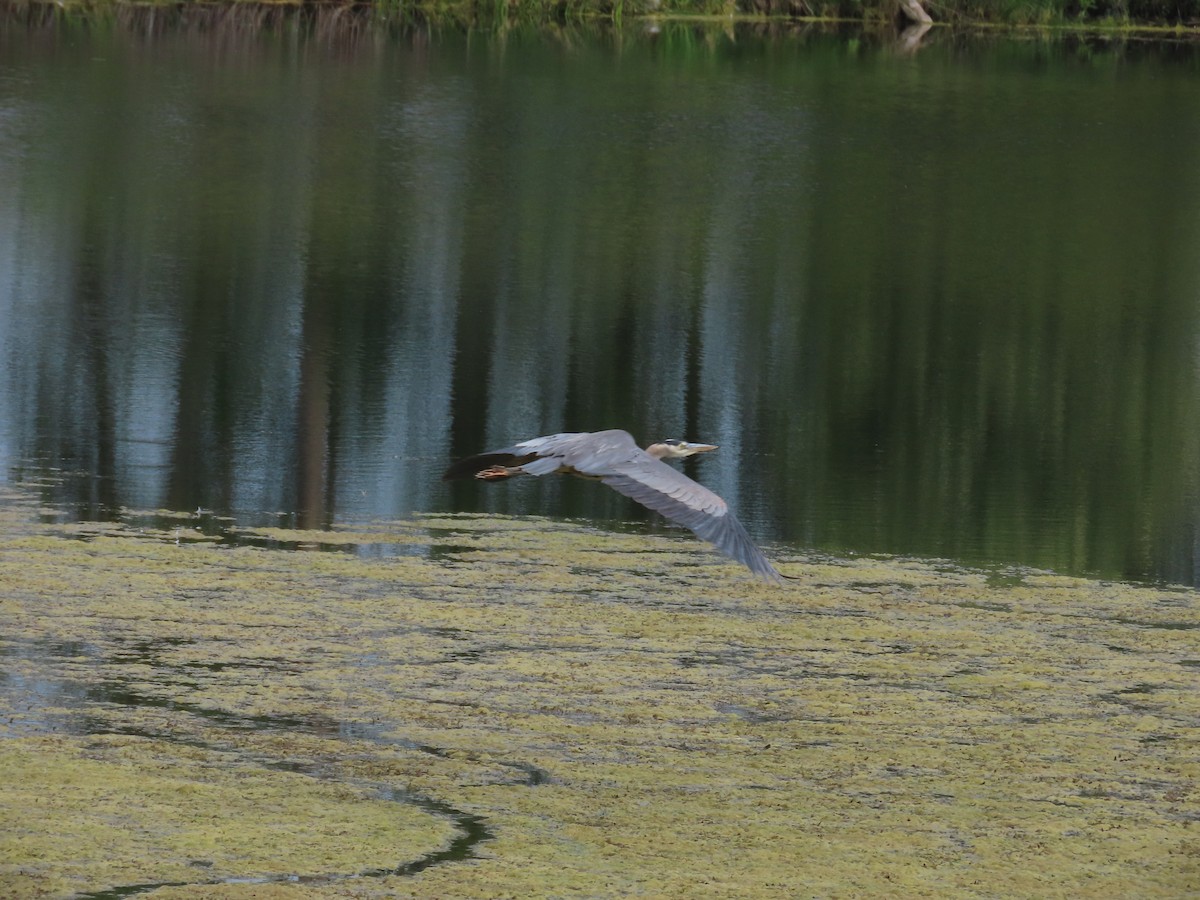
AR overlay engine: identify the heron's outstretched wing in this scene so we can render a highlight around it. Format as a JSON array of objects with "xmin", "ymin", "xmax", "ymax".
[
  {"xmin": 442, "ymin": 431, "xmax": 640, "ymax": 480},
  {"xmin": 600, "ymin": 457, "xmax": 783, "ymax": 583}
]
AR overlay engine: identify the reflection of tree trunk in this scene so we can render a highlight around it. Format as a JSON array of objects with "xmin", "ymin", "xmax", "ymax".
[
  {"xmin": 296, "ymin": 303, "xmax": 331, "ymax": 530},
  {"xmin": 75, "ymin": 232, "xmax": 118, "ymax": 517},
  {"xmin": 895, "ymin": 21, "xmax": 931, "ymax": 54},
  {"xmin": 898, "ymin": 0, "xmax": 932, "ymax": 24}
]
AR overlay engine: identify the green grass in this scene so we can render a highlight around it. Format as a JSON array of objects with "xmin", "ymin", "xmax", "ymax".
[{"xmin": 7, "ymin": 0, "xmax": 1200, "ymax": 27}]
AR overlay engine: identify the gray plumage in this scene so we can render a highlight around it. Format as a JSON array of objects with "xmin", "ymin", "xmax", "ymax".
[{"xmin": 444, "ymin": 429, "xmax": 782, "ymax": 582}]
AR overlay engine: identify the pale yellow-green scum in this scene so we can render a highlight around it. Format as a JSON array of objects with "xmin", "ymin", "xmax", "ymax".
[{"xmin": 0, "ymin": 484, "xmax": 1196, "ymax": 898}]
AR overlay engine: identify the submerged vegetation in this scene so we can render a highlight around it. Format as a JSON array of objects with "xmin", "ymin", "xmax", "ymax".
[{"xmin": 1, "ymin": 484, "xmax": 1197, "ymax": 896}]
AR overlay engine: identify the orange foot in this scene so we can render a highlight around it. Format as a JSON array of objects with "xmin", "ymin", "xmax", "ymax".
[{"xmin": 476, "ymin": 466, "xmax": 513, "ymax": 481}]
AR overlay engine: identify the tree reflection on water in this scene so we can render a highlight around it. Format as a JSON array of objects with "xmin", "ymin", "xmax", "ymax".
[{"xmin": 1, "ymin": 11, "xmax": 1199, "ymax": 583}]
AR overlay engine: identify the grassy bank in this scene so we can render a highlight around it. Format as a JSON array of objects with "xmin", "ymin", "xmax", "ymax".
[
  {"xmin": 757, "ymin": 0, "xmax": 1199, "ymax": 26},
  {"xmin": 639, "ymin": 0, "xmax": 1200, "ymax": 27},
  {"xmin": 4, "ymin": 0, "xmax": 1200, "ymax": 29},
  {"xmin": 1, "ymin": 485, "xmax": 1197, "ymax": 897}
]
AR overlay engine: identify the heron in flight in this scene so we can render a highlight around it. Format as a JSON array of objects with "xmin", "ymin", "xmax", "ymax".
[{"xmin": 443, "ymin": 429, "xmax": 783, "ymax": 582}]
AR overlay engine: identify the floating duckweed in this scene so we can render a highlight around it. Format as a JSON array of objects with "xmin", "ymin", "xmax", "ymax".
[{"xmin": 0, "ymin": 491, "xmax": 1197, "ymax": 897}]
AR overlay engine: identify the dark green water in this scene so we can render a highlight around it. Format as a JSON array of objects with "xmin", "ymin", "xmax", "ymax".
[{"xmin": 2, "ymin": 7, "xmax": 1199, "ymax": 583}]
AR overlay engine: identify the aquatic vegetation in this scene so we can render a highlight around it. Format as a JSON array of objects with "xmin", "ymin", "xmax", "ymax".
[
  {"xmin": 0, "ymin": 734, "xmax": 456, "ymax": 897},
  {"xmin": 0, "ymin": 485, "xmax": 1197, "ymax": 897}
]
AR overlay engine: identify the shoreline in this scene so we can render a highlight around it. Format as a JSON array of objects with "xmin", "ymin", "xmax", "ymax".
[{"xmin": 3, "ymin": 0, "xmax": 1199, "ymax": 35}]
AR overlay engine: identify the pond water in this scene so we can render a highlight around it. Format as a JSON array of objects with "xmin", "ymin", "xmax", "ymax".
[{"xmin": 2, "ymin": 7, "xmax": 1200, "ymax": 584}]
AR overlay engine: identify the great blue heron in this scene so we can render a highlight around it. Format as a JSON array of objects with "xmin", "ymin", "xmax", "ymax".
[{"xmin": 443, "ymin": 429, "xmax": 783, "ymax": 582}]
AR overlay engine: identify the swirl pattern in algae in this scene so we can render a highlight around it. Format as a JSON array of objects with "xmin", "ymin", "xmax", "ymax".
[{"xmin": 0, "ymin": 487, "xmax": 1197, "ymax": 897}]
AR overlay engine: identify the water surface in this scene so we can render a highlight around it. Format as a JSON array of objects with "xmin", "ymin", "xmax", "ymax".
[{"xmin": 2, "ymin": 8, "xmax": 1200, "ymax": 583}]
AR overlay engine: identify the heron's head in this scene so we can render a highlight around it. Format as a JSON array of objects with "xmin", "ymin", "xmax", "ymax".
[{"xmin": 646, "ymin": 439, "xmax": 719, "ymax": 460}]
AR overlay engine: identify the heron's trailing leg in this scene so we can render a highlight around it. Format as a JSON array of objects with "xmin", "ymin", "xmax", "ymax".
[{"xmin": 476, "ymin": 465, "xmax": 521, "ymax": 481}]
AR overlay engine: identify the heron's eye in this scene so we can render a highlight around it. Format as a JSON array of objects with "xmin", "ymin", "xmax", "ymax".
[{"xmin": 663, "ymin": 439, "xmax": 681, "ymax": 446}]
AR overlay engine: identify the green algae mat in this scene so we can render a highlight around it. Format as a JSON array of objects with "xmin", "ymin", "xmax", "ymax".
[{"xmin": 0, "ymin": 485, "xmax": 1197, "ymax": 898}]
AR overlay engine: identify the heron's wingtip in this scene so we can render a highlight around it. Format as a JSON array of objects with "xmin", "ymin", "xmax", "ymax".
[{"xmin": 749, "ymin": 556, "xmax": 796, "ymax": 585}]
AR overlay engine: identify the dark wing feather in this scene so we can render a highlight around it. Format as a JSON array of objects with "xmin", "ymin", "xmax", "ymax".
[
  {"xmin": 601, "ymin": 460, "xmax": 782, "ymax": 583},
  {"xmin": 442, "ymin": 451, "xmax": 538, "ymax": 480}
]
